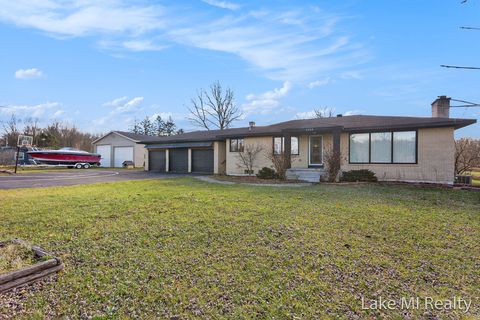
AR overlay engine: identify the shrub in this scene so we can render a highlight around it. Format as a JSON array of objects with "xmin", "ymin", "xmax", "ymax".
[
  {"xmin": 257, "ymin": 167, "xmax": 277, "ymax": 179},
  {"xmin": 323, "ymin": 148, "xmax": 341, "ymax": 182},
  {"xmin": 341, "ymin": 169, "xmax": 378, "ymax": 182},
  {"xmin": 267, "ymin": 154, "xmax": 290, "ymax": 180}
]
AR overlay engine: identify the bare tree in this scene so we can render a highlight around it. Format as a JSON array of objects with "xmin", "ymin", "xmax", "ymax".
[
  {"xmin": 323, "ymin": 148, "xmax": 341, "ymax": 182},
  {"xmin": 188, "ymin": 81, "xmax": 243, "ymax": 130},
  {"xmin": 266, "ymin": 153, "xmax": 293, "ymax": 180},
  {"xmin": 314, "ymin": 107, "xmax": 335, "ymax": 118},
  {"xmin": 455, "ymin": 138, "xmax": 480, "ymax": 174},
  {"xmin": 1, "ymin": 115, "xmax": 21, "ymax": 147},
  {"xmin": 236, "ymin": 144, "xmax": 263, "ymax": 175},
  {"xmin": 23, "ymin": 117, "xmax": 40, "ymax": 145}
]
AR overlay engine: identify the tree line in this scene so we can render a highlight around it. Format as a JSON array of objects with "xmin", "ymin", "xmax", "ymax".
[
  {"xmin": 129, "ymin": 115, "xmax": 183, "ymax": 136},
  {"xmin": 1, "ymin": 115, "xmax": 99, "ymax": 151}
]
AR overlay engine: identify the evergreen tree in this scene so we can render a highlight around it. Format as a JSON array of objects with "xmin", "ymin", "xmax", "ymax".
[
  {"xmin": 130, "ymin": 118, "xmax": 141, "ymax": 134},
  {"xmin": 154, "ymin": 115, "xmax": 166, "ymax": 136},
  {"xmin": 139, "ymin": 116, "xmax": 154, "ymax": 135},
  {"xmin": 163, "ymin": 117, "xmax": 177, "ymax": 136}
]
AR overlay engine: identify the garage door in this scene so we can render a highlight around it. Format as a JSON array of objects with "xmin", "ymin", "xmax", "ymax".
[
  {"xmin": 149, "ymin": 150, "xmax": 166, "ymax": 172},
  {"xmin": 169, "ymin": 149, "xmax": 188, "ymax": 173},
  {"xmin": 192, "ymin": 149, "xmax": 214, "ymax": 173},
  {"xmin": 96, "ymin": 145, "xmax": 111, "ymax": 167},
  {"xmin": 114, "ymin": 146, "xmax": 134, "ymax": 168}
]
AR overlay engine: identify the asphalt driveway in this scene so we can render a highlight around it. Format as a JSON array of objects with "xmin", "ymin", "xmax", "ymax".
[{"xmin": 0, "ymin": 170, "xmax": 184, "ymax": 189}]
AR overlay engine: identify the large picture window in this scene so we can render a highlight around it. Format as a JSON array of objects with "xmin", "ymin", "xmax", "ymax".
[
  {"xmin": 393, "ymin": 131, "xmax": 416, "ymax": 163},
  {"xmin": 349, "ymin": 133, "xmax": 369, "ymax": 163},
  {"xmin": 349, "ymin": 131, "xmax": 416, "ymax": 164},
  {"xmin": 273, "ymin": 137, "xmax": 299, "ymax": 155},
  {"xmin": 371, "ymin": 132, "xmax": 392, "ymax": 163},
  {"xmin": 229, "ymin": 138, "xmax": 245, "ymax": 152}
]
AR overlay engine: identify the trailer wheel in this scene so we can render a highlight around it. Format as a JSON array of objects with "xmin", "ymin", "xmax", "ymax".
[
  {"xmin": 83, "ymin": 163, "xmax": 91, "ymax": 169},
  {"xmin": 75, "ymin": 163, "xmax": 83, "ymax": 169}
]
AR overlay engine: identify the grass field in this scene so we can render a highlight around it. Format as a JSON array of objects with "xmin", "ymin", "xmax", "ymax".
[
  {"xmin": 0, "ymin": 178, "xmax": 479, "ymax": 319},
  {"xmin": 470, "ymin": 168, "xmax": 480, "ymax": 186}
]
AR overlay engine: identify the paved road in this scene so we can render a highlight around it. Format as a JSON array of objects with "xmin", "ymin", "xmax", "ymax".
[{"xmin": 0, "ymin": 170, "xmax": 184, "ymax": 189}]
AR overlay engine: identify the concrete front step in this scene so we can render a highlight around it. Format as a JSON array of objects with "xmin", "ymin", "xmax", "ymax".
[{"xmin": 286, "ymin": 168, "xmax": 326, "ymax": 183}]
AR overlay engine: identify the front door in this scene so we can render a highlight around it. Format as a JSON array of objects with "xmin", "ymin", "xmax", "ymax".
[{"xmin": 309, "ymin": 135, "xmax": 323, "ymax": 166}]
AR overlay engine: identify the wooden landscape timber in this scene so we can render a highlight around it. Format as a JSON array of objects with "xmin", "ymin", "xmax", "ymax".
[{"xmin": 0, "ymin": 239, "xmax": 64, "ymax": 294}]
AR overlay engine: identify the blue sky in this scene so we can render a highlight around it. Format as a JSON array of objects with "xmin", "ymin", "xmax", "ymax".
[{"xmin": 0, "ymin": 0, "xmax": 478, "ymax": 137}]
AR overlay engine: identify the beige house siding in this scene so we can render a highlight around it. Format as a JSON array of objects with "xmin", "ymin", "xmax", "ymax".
[
  {"xmin": 340, "ymin": 127, "xmax": 455, "ymax": 184},
  {"xmin": 226, "ymin": 137, "xmax": 272, "ymax": 175},
  {"xmin": 93, "ymin": 133, "xmax": 145, "ymax": 167},
  {"xmin": 214, "ymin": 141, "xmax": 227, "ymax": 174},
  {"xmin": 226, "ymin": 135, "xmax": 313, "ymax": 175},
  {"xmin": 225, "ymin": 127, "xmax": 455, "ymax": 183}
]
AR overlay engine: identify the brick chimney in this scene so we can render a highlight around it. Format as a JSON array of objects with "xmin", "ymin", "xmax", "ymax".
[
  {"xmin": 431, "ymin": 95, "xmax": 450, "ymax": 118},
  {"xmin": 248, "ymin": 121, "xmax": 255, "ymax": 131}
]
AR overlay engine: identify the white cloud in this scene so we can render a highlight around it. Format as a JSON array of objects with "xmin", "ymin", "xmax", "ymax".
[
  {"xmin": 295, "ymin": 111, "xmax": 317, "ymax": 119},
  {"xmin": 202, "ymin": 0, "xmax": 240, "ymax": 10},
  {"xmin": 121, "ymin": 40, "xmax": 167, "ymax": 52},
  {"xmin": 307, "ymin": 77, "xmax": 330, "ymax": 89},
  {"xmin": 0, "ymin": 102, "xmax": 63, "ymax": 119},
  {"xmin": 103, "ymin": 96, "xmax": 143, "ymax": 113},
  {"xmin": 0, "ymin": 2, "xmax": 368, "ymax": 80},
  {"xmin": 103, "ymin": 96, "xmax": 128, "ymax": 107},
  {"xmin": 15, "ymin": 68, "xmax": 43, "ymax": 79},
  {"xmin": 52, "ymin": 109, "xmax": 65, "ymax": 117},
  {"xmin": 169, "ymin": 9, "xmax": 367, "ymax": 81},
  {"xmin": 242, "ymin": 81, "xmax": 292, "ymax": 115},
  {"xmin": 95, "ymin": 96, "xmax": 145, "ymax": 126},
  {"xmin": 340, "ymin": 70, "xmax": 363, "ymax": 80},
  {"xmin": 0, "ymin": 1, "xmax": 165, "ymax": 37},
  {"xmin": 344, "ymin": 110, "xmax": 362, "ymax": 116}
]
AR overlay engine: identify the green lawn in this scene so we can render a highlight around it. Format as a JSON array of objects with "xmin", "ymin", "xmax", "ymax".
[
  {"xmin": 0, "ymin": 178, "xmax": 479, "ymax": 319},
  {"xmin": 470, "ymin": 168, "xmax": 480, "ymax": 186}
]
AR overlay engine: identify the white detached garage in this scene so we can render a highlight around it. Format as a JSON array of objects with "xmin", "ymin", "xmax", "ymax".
[{"xmin": 92, "ymin": 131, "xmax": 154, "ymax": 168}]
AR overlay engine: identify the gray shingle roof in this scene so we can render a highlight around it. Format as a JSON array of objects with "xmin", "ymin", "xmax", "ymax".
[
  {"xmin": 140, "ymin": 115, "xmax": 476, "ymax": 144},
  {"xmin": 113, "ymin": 131, "xmax": 159, "ymax": 142}
]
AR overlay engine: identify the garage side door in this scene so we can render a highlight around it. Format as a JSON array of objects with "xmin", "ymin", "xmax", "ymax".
[
  {"xmin": 149, "ymin": 150, "xmax": 166, "ymax": 172},
  {"xmin": 96, "ymin": 145, "xmax": 111, "ymax": 167},
  {"xmin": 192, "ymin": 149, "xmax": 214, "ymax": 173},
  {"xmin": 169, "ymin": 149, "xmax": 188, "ymax": 173},
  {"xmin": 114, "ymin": 146, "xmax": 134, "ymax": 167}
]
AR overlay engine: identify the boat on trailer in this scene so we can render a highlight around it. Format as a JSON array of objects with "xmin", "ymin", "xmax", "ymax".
[{"xmin": 27, "ymin": 147, "xmax": 101, "ymax": 169}]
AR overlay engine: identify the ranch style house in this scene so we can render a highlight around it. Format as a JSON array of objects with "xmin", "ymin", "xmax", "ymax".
[{"xmin": 140, "ymin": 96, "xmax": 476, "ymax": 184}]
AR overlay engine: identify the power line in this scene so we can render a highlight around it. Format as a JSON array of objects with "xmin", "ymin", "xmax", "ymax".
[
  {"xmin": 450, "ymin": 98, "xmax": 480, "ymax": 108},
  {"xmin": 460, "ymin": 26, "xmax": 480, "ymax": 30},
  {"xmin": 440, "ymin": 65, "xmax": 480, "ymax": 70}
]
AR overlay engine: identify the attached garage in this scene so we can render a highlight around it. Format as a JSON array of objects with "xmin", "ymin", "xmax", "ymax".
[
  {"xmin": 113, "ymin": 146, "xmax": 133, "ymax": 168},
  {"xmin": 96, "ymin": 145, "xmax": 111, "ymax": 167},
  {"xmin": 145, "ymin": 141, "xmax": 218, "ymax": 174},
  {"xmin": 169, "ymin": 149, "xmax": 188, "ymax": 173},
  {"xmin": 148, "ymin": 150, "xmax": 166, "ymax": 172},
  {"xmin": 192, "ymin": 149, "xmax": 214, "ymax": 173}
]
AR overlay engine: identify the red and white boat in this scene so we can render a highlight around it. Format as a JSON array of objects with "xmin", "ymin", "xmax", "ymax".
[{"xmin": 28, "ymin": 148, "xmax": 101, "ymax": 168}]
